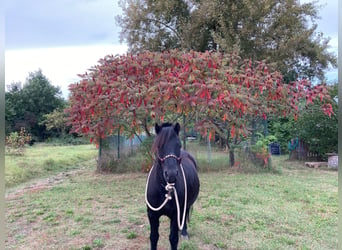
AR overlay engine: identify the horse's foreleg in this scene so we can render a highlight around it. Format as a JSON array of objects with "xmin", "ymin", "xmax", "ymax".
[
  {"xmin": 180, "ymin": 222, "xmax": 188, "ymax": 239},
  {"xmin": 148, "ymin": 211, "xmax": 160, "ymax": 250},
  {"xmin": 169, "ymin": 215, "xmax": 179, "ymax": 250},
  {"xmin": 180, "ymin": 207, "xmax": 189, "ymax": 239}
]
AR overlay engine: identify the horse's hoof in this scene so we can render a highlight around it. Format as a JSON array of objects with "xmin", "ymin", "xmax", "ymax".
[{"xmin": 180, "ymin": 234, "xmax": 189, "ymax": 240}]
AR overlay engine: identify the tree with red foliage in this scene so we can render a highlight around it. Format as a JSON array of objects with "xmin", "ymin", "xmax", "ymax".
[{"xmin": 66, "ymin": 49, "xmax": 333, "ymax": 166}]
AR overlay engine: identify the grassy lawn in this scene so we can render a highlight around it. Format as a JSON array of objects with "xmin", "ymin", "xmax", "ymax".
[
  {"xmin": 5, "ymin": 144, "xmax": 98, "ymax": 188},
  {"xmin": 5, "ymin": 145, "xmax": 338, "ymax": 250}
]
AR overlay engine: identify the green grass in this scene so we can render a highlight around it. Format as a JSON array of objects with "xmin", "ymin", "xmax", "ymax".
[
  {"xmin": 192, "ymin": 159, "xmax": 337, "ymax": 249},
  {"xmin": 5, "ymin": 151, "xmax": 337, "ymax": 249},
  {"xmin": 5, "ymin": 144, "xmax": 98, "ymax": 187}
]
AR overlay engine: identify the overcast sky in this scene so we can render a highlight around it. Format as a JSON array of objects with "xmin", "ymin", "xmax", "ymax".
[{"xmin": 5, "ymin": 0, "xmax": 338, "ymax": 99}]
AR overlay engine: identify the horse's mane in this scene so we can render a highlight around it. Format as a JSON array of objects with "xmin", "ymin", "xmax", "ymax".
[{"xmin": 152, "ymin": 123, "xmax": 177, "ymax": 153}]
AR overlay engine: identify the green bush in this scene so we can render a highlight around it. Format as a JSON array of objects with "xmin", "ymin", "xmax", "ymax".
[
  {"xmin": 249, "ymin": 133, "xmax": 277, "ymax": 168},
  {"xmin": 5, "ymin": 127, "xmax": 31, "ymax": 155},
  {"xmin": 138, "ymin": 136, "xmax": 154, "ymax": 172},
  {"xmin": 45, "ymin": 134, "xmax": 90, "ymax": 146}
]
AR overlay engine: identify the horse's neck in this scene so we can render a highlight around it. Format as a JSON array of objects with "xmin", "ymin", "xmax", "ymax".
[{"xmin": 181, "ymin": 150, "xmax": 197, "ymax": 169}]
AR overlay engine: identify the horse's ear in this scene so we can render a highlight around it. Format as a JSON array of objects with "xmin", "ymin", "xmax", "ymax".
[
  {"xmin": 155, "ymin": 123, "xmax": 162, "ymax": 134},
  {"xmin": 174, "ymin": 123, "xmax": 180, "ymax": 135}
]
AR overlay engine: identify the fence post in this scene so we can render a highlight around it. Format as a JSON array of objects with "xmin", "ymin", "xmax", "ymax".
[
  {"xmin": 117, "ymin": 128, "xmax": 120, "ymax": 159},
  {"xmin": 97, "ymin": 137, "xmax": 102, "ymax": 171},
  {"xmin": 182, "ymin": 115, "xmax": 186, "ymax": 150},
  {"xmin": 207, "ymin": 130, "xmax": 212, "ymax": 163}
]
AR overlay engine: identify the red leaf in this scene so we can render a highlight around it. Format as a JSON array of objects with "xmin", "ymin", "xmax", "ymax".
[
  {"xmin": 208, "ymin": 60, "xmax": 212, "ymax": 68},
  {"xmin": 230, "ymin": 125, "xmax": 235, "ymax": 138},
  {"xmin": 137, "ymin": 98, "xmax": 142, "ymax": 107}
]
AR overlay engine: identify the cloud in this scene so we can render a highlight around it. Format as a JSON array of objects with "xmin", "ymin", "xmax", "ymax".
[
  {"xmin": 5, "ymin": 44, "xmax": 128, "ymax": 98},
  {"xmin": 315, "ymin": 0, "xmax": 338, "ymax": 38},
  {"xmin": 5, "ymin": 0, "xmax": 337, "ymax": 98},
  {"xmin": 5, "ymin": 0, "xmax": 123, "ymax": 49},
  {"xmin": 6, "ymin": 0, "xmax": 337, "ymax": 52}
]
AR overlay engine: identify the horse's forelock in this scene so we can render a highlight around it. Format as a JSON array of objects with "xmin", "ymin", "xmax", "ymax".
[{"xmin": 152, "ymin": 126, "xmax": 177, "ymax": 153}]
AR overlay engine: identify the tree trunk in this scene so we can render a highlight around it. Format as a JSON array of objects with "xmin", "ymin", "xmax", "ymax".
[
  {"xmin": 251, "ymin": 118, "xmax": 257, "ymax": 145},
  {"xmin": 143, "ymin": 118, "xmax": 151, "ymax": 137},
  {"xmin": 228, "ymin": 136, "xmax": 238, "ymax": 167},
  {"xmin": 229, "ymin": 149, "xmax": 235, "ymax": 167},
  {"xmin": 182, "ymin": 115, "xmax": 186, "ymax": 150}
]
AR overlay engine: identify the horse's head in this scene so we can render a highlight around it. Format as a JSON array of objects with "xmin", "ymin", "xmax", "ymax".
[{"xmin": 153, "ymin": 122, "xmax": 181, "ymax": 184}]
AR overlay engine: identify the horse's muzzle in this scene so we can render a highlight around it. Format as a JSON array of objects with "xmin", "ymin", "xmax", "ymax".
[{"xmin": 164, "ymin": 169, "xmax": 178, "ymax": 184}]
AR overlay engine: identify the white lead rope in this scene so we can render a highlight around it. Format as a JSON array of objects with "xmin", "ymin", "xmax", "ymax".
[{"xmin": 145, "ymin": 163, "xmax": 188, "ymax": 231}]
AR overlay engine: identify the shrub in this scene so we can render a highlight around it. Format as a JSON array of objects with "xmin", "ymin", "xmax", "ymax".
[
  {"xmin": 5, "ymin": 127, "xmax": 31, "ymax": 155},
  {"xmin": 138, "ymin": 136, "xmax": 154, "ymax": 172},
  {"xmin": 250, "ymin": 133, "xmax": 277, "ymax": 168}
]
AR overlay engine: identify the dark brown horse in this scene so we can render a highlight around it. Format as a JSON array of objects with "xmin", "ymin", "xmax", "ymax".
[{"xmin": 145, "ymin": 123, "xmax": 200, "ymax": 250}]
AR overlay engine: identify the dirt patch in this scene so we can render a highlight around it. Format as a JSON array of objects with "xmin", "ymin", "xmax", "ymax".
[{"xmin": 5, "ymin": 167, "xmax": 88, "ymax": 200}]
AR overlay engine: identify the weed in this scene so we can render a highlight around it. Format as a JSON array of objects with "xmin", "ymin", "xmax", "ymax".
[
  {"xmin": 179, "ymin": 240, "xmax": 197, "ymax": 250},
  {"xmin": 70, "ymin": 230, "xmax": 81, "ymax": 236},
  {"xmin": 43, "ymin": 158, "xmax": 57, "ymax": 171},
  {"xmin": 102, "ymin": 219, "xmax": 121, "ymax": 225},
  {"xmin": 74, "ymin": 216, "xmax": 84, "ymax": 222},
  {"xmin": 43, "ymin": 212, "xmax": 57, "ymax": 222},
  {"xmin": 65, "ymin": 209, "xmax": 74, "ymax": 216},
  {"xmin": 215, "ymin": 241, "xmax": 226, "ymax": 249},
  {"xmin": 126, "ymin": 231, "xmax": 137, "ymax": 239},
  {"xmin": 35, "ymin": 210, "xmax": 45, "ymax": 216},
  {"xmin": 92, "ymin": 238, "xmax": 104, "ymax": 248}
]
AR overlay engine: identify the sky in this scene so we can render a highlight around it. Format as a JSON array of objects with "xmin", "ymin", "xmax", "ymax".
[{"xmin": 5, "ymin": 0, "xmax": 338, "ymax": 99}]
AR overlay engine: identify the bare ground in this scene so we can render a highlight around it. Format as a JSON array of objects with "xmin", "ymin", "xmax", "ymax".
[{"xmin": 5, "ymin": 167, "xmax": 88, "ymax": 200}]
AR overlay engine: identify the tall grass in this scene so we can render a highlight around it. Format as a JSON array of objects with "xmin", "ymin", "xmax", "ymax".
[
  {"xmin": 5, "ymin": 140, "xmax": 281, "ymax": 189},
  {"xmin": 5, "ymin": 144, "xmax": 97, "ymax": 187},
  {"xmin": 99, "ymin": 140, "xmax": 234, "ymax": 173}
]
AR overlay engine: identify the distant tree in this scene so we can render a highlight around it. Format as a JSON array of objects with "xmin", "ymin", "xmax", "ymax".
[
  {"xmin": 5, "ymin": 69, "xmax": 65, "ymax": 140},
  {"xmin": 40, "ymin": 108, "xmax": 69, "ymax": 135},
  {"xmin": 116, "ymin": 0, "xmax": 336, "ymax": 81},
  {"xmin": 269, "ymin": 83, "xmax": 338, "ymax": 159},
  {"xmin": 296, "ymin": 83, "xmax": 338, "ymax": 159},
  {"xmin": 268, "ymin": 117, "xmax": 296, "ymax": 154},
  {"xmin": 5, "ymin": 82, "xmax": 24, "ymax": 134}
]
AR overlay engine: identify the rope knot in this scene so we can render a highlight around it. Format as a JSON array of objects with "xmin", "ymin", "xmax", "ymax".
[
  {"xmin": 165, "ymin": 182, "xmax": 175, "ymax": 191},
  {"xmin": 165, "ymin": 182, "xmax": 175, "ymax": 200}
]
